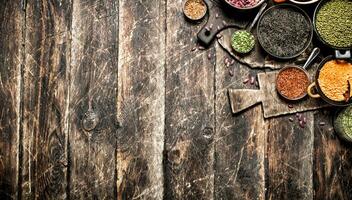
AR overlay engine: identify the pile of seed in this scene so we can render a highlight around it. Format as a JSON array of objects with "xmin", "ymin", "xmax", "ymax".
[
  {"xmin": 184, "ymin": 0, "xmax": 207, "ymax": 20},
  {"xmin": 335, "ymin": 106, "xmax": 352, "ymax": 140},
  {"xmin": 231, "ymin": 30, "xmax": 255, "ymax": 53},
  {"xmin": 258, "ymin": 7, "xmax": 311, "ymax": 58},
  {"xmin": 276, "ymin": 67, "xmax": 309, "ymax": 99},
  {"xmin": 316, "ymin": 0, "xmax": 352, "ymax": 48}
]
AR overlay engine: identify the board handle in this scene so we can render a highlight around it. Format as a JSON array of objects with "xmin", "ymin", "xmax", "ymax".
[{"xmin": 228, "ymin": 88, "xmax": 264, "ymax": 114}]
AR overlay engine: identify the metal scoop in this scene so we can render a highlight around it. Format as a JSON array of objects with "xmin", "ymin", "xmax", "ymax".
[{"xmin": 231, "ymin": 3, "xmax": 267, "ymax": 54}]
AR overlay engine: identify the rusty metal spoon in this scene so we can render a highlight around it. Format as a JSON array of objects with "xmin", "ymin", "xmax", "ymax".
[{"xmin": 231, "ymin": 2, "xmax": 267, "ymax": 54}]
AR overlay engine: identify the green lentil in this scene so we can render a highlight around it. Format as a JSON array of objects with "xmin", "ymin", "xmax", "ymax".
[
  {"xmin": 316, "ymin": 0, "xmax": 352, "ymax": 48},
  {"xmin": 231, "ymin": 30, "xmax": 255, "ymax": 54},
  {"xmin": 334, "ymin": 106, "xmax": 352, "ymax": 141}
]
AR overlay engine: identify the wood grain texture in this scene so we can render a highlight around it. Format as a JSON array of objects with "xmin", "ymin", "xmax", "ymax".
[
  {"xmin": 21, "ymin": 1, "xmax": 71, "ymax": 199},
  {"xmin": 117, "ymin": 0, "xmax": 165, "ymax": 199},
  {"xmin": 267, "ymin": 113, "xmax": 314, "ymax": 200},
  {"xmin": 164, "ymin": 1, "xmax": 215, "ymax": 199},
  {"xmin": 314, "ymin": 110, "xmax": 352, "ymax": 200},
  {"xmin": 69, "ymin": 0, "xmax": 118, "ymax": 199},
  {"xmin": 0, "ymin": 1, "xmax": 22, "ymax": 199},
  {"xmin": 215, "ymin": 45, "xmax": 266, "ymax": 200}
]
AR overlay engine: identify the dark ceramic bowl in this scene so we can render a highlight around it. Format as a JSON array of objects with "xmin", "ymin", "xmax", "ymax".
[
  {"xmin": 313, "ymin": 0, "xmax": 352, "ymax": 52},
  {"xmin": 256, "ymin": 4, "xmax": 313, "ymax": 60},
  {"xmin": 276, "ymin": 66, "xmax": 310, "ymax": 101},
  {"xmin": 307, "ymin": 56, "xmax": 352, "ymax": 106}
]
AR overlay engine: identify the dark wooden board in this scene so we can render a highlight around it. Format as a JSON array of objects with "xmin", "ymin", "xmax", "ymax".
[
  {"xmin": 69, "ymin": 0, "xmax": 118, "ymax": 199},
  {"xmin": 267, "ymin": 113, "xmax": 314, "ymax": 200},
  {"xmin": 116, "ymin": 0, "xmax": 165, "ymax": 199},
  {"xmin": 1, "ymin": 1, "xmax": 352, "ymax": 199},
  {"xmin": 0, "ymin": 1, "xmax": 22, "ymax": 199},
  {"xmin": 314, "ymin": 110, "xmax": 352, "ymax": 200},
  {"xmin": 215, "ymin": 45, "xmax": 266, "ymax": 199},
  {"xmin": 164, "ymin": 0, "xmax": 215, "ymax": 199},
  {"xmin": 20, "ymin": 1, "xmax": 71, "ymax": 199}
]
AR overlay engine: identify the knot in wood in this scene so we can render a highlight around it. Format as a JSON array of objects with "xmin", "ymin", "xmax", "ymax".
[{"xmin": 82, "ymin": 110, "xmax": 99, "ymax": 131}]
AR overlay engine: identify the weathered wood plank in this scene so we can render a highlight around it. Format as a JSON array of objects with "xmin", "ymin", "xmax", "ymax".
[
  {"xmin": 314, "ymin": 110, "xmax": 352, "ymax": 200},
  {"xmin": 164, "ymin": 1, "xmax": 215, "ymax": 199},
  {"xmin": 0, "ymin": 1, "xmax": 22, "ymax": 199},
  {"xmin": 214, "ymin": 47, "xmax": 266, "ymax": 200},
  {"xmin": 116, "ymin": 0, "xmax": 165, "ymax": 199},
  {"xmin": 21, "ymin": 1, "xmax": 72, "ymax": 199},
  {"xmin": 267, "ymin": 113, "xmax": 314, "ymax": 200},
  {"xmin": 69, "ymin": 0, "xmax": 118, "ymax": 199}
]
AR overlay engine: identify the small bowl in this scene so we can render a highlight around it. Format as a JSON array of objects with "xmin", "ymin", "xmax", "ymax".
[
  {"xmin": 223, "ymin": 0, "xmax": 266, "ymax": 11},
  {"xmin": 289, "ymin": 0, "xmax": 321, "ymax": 5},
  {"xmin": 183, "ymin": 0, "xmax": 207, "ymax": 21},
  {"xmin": 276, "ymin": 66, "xmax": 310, "ymax": 101}
]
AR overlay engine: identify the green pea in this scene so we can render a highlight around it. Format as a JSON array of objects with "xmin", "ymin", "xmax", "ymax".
[
  {"xmin": 316, "ymin": 0, "xmax": 352, "ymax": 48},
  {"xmin": 231, "ymin": 30, "xmax": 255, "ymax": 54}
]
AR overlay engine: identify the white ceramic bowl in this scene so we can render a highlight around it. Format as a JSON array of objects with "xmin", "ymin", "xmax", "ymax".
[{"xmin": 289, "ymin": 0, "xmax": 321, "ymax": 5}]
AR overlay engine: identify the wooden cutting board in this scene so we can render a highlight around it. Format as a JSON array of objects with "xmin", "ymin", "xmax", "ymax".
[{"xmin": 228, "ymin": 69, "xmax": 329, "ymax": 118}]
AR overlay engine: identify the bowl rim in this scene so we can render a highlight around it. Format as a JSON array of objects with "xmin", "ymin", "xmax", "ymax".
[
  {"xmin": 289, "ymin": 0, "xmax": 321, "ymax": 5},
  {"xmin": 256, "ymin": 4, "xmax": 313, "ymax": 60}
]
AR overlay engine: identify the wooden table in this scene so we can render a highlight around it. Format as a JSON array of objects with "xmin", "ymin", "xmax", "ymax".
[{"xmin": 0, "ymin": 0, "xmax": 351, "ymax": 199}]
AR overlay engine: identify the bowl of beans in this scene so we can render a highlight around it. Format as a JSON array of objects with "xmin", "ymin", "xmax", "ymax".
[{"xmin": 224, "ymin": 0, "xmax": 266, "ymax": 10}]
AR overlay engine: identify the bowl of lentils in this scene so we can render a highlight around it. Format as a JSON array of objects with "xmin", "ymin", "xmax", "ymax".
[
  {"xmin": 314, "ymin": 0, "xmax": 352, "ymax": 50},
  {"xmin": 224, "ymin": 0, "xmax": 266, "ymax": 10}
]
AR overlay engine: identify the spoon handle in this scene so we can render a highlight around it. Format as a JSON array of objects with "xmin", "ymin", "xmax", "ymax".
[
  {"xmin": 303, "ymin": 47, "xmax": 320, "ymax": 70},
  {"xmin": 247, "ymin": 2, "xmax": 267, "ymax": 32}
]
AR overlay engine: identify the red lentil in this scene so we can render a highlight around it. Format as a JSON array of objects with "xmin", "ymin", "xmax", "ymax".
[{"xmin": 277, "ymin": 67, "xmax": 309, "ymax": 99}]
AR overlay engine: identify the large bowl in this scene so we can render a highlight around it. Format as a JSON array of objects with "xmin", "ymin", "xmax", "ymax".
[
  {"xmin": 289, "ymin": 0, "xmax": 321, "ymax": 5},
  {"xmin": 313, "ymin": 0, "xmax": 351, "ymax": 59},
  {"xmin": 223, "ymin": 0, "xmax": 266, "ymax": 10},
  {"xmin": 256, "ymin": 4, "xmax": 313, "ymax": 59},
  {"xmin": 307, "ymin": 56, "xmax": 352, "ymax": 106}
]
